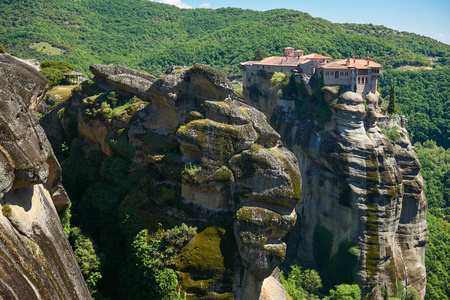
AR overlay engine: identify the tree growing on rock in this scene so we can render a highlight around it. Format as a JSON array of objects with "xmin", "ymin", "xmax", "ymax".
[
  {"xmin": 0, "ymin": 42, "xmax": 6, "ymax": 53},
  {"xmin": 388, "ymin": 84, "xmax": 396, "ymax": 115}
]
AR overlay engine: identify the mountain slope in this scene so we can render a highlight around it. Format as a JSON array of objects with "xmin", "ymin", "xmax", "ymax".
[{"xmin": 1, "ymin": 0, "xmax": 449, "ymax": 76}]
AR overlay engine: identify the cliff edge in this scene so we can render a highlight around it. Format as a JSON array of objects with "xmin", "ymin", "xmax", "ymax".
[{"xmin": 0, "ymin": 54, "xmax": 91, "ymax": 299}]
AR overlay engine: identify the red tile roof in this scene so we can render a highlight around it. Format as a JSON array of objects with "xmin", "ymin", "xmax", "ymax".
[
  {"xmin": 251, "ymin": 56, "xmax": 305, "ymax": 67},
  {"xmin": 321, "ymin": 58, "xmax": 382, "ymax": 70},
  {"xmin": 302, "ymin": 53, "xmax": 332, "ymax": 59},
  {"xmin": 334, "ymin": 59, "xmax": 382, "ymax": 68}
]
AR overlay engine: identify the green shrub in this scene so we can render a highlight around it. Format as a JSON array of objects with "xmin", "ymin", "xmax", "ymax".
[
  {"xmin": 328, "ymin": 284, "xmax": 361, "ymax": 300},
  {"xmin": 58, "ymin": 204, "xmax": 71, "ymax": 238},
  {"xmin": 2, "ymin": 204, "xmax": 12, "ymax": 217}
]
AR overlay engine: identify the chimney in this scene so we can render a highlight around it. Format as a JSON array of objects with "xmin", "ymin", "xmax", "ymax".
[
  {"xmin": 346, "ymin": 58, "xmax": 350, "ymax": 66},
  {"xmin": 367, "ymin": 57, "xmax": 370, "ymax": 66},
  {"xmin": 352, "ymin": 55, "xmax": 356, "ymax": 64},
  {"xmin": 294, "ymin": 50, "xmax": 304, "ymax": 58},
  {"xmin": 284, "ymin": 47, "xmax": 294, "ymax": 57}
]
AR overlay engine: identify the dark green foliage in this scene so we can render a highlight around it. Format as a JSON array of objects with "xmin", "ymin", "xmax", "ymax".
[
  {"xmin": 106, "ymin": 136, "xmax": 135, "ymax": 162},
  {"xmin": 40, "ymin": 60, "xmax": 74, "ymax": 87},
  {"xmin": 70, "ymin": 227, "xmax": 103, "ymax": 296},
  {"xmin": 1, "ymin": 1, "xmax": 449, "ymax": 77},
  {"xmin": 327, "ymin": 241, "xmax": 358, "ymax": 287},
  {"xmin": 123, "ymin": 225, "xmax": 196, "ymax": 299},
  {"xmin": 107, "ymin": 91, "xmax": 118, "ymax": 108},
  {"xmin": 312, "ymin": 225, "xmax": 333, "ymax": 271},
  {"xmin": 61, "ymin": 138, "xmax": 90, "ymax": 200},
  {"xmin": 379, "ymin": 68, "xmax": 450, "ymax": 148},
  {"xmin": 413, "ymin": 141, "xmax": 450, "ymax": 299},
  {"xmin": 280, "ymin": 266, "xmax": 322, "ymax": 300},
  {"xmin": 58, "ymin": 204, "xmax": 71, "ymax": 238},
  {"xmin": 388, "ymin": 84, "xmax": 396, "ymax": 115},
  {"xmin": 327, "ymin": 284, "xmax": 361, "ymax": 300},
  {"xmin": 253, "ymin": 48, "xmax": 267, "ymax": 61},
  {"xmin": 415, "ymin": 140, "xmax": 450, "ymax": 211},
  {"xmin": 424, "ymin": 214, "xmax": 450, "ymax": 300},
  {"xmin": 0, "ymin": 42, "xmax": 6, "ymax": 53}
]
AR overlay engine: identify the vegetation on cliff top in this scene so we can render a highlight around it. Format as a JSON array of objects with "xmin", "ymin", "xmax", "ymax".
[{"xmin": 1, "ymin": 0, "xmax": 449, "ymax": 77}]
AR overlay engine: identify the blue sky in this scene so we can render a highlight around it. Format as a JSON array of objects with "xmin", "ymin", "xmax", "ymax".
[{"xmin": 150, "ymin": 0, "xmax": 450, "ymax": 45}]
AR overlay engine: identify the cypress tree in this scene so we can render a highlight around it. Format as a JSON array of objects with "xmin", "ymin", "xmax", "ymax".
[
  {"xmin": 388, "ymin": 84, "xmax": 396, "ymax": 114},
  {"xmin": 253, "ymin": 48, "xmax": 267, "ymax": 61}
]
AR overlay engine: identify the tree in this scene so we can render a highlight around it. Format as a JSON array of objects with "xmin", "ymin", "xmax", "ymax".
[
  {"xmin": 40, "ymin": 60, "xmax": 74, "ymax": 87},
  {"xmin": 0, "ymin": 42, "xmax": 6, "ymax": 53},
  {"xmin": 107, "ymin": 91, "xmax": 118, "ymax": 108},
  {"xmin": 253, "ymin": 48, "xmax": 267, "ymax": 61},
  {"xmin": 388, "ymin": 84, "xmax": 396, "ymax": 115},
  {"xmin": 328, "ymin": 284, "xmax": 361, "ymax": 300}
]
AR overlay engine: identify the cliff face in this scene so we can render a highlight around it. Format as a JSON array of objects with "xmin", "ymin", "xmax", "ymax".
[
  {"xmin": 271, "ymin": 83, "xmax": 427, "ymax": 299},
  {"xmin": 0, "ymin": 54, "xmax": 91, "ymax": 299},
  {"xmin": 47, "ymin": 63, "xmax": 302, "ymax": 299},
  {"xmin": 126, "ymin": 64, "xmax": 302, "ymax": 299}
]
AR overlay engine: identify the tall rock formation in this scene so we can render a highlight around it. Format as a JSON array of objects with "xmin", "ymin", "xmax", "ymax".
[
  {"xmin": 270, "ymin": 81, "xmax": 427, "ymax": 299},
  {"xmin": 49, "ymin": 63, "xmax": 302, "ymax": 299},
  {"xmin": 0, "ymin": 54, "xmax": 91, "ymax": 299}
]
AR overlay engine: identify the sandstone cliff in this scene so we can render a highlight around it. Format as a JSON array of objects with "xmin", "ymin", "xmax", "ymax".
[
  {"xmin": 47, "ymin": 63, "xmax": 302, "ymax": 299},
  {"xmin": 270, "ymin": 80, "xmax": 427, "ymax": 299},
  {"xmin": 0, "ymin": 54, "xmax": 91, "ymax": 299},
  {"xmin": 39, "ymin": 61, "xmax": 427, "ymax": 300}
]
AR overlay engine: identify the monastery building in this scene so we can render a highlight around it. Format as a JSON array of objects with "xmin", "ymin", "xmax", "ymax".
[{"xmin": 241, "ymin": 47, "xmax": 382, "ymax": 97}]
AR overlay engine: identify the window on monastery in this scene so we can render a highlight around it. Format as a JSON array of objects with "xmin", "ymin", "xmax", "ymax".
[
  {"xmin": 257, "ymin": 66, "xmax": 260, "ymax": 69},
  {"xmin": 340, "ymin": 72, "xmax": 343, "ymax": 76},
  {"xmin": 330, "ymin": 71, "xmax": 334, "ymax": 76},
  {"xmin": 345, "ymin": 72, "xmax": 348, "ymax": 76},
  {"xmin": 335, "ymin": 72, "xmax": 339, "ymax": 78},
  {"xmin": 325, "ymin": 72, "xmax": 329, "ymax": 76},
  {"xmin": 248, "ymin": 78, "xmax": 251, "ymax": 82}
]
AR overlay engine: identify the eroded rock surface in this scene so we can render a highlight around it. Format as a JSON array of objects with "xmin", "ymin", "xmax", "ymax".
[
  {"xmin": 0, "ymin": 54, "xmax": 91, "ymax": 299},
  {"xmin": 272, "ymin": 85, "xmax": 427, "ymax": 299},
  {"xmin": 124, "ymin": 64, "xmax": 302, "ymax": 299}
]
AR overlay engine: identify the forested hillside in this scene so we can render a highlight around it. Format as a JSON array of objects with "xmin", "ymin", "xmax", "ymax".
[
  {"xmin": 379, "ymin": 68, "xmax": 450, "ymax": 148},
  {"xmin": 1, "ymin": 0, "xmax": 449, "ymax": 77},
  {"xmin": 2, "ymin": 1, "xmax": 450, "ymax": 299}
]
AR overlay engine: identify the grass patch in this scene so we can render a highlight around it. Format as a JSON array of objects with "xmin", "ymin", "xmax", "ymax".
[{"xmin": 29, "ymin": 42, "xmax": 65, "ymax": 55}]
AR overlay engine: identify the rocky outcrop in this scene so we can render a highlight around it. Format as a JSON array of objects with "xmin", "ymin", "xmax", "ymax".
[
  {"xmin": 272, "ymin": 85, "xmax": 427, "ymax": 299},
  {"xmin": 90, "ymin": 63, "xmax": 157, "ymax": 97},
  {"xmin": 0, "ymin": 54, "xmax": 91, "ymax": 299},
  {"xmin": 125, "ymin": 64, "xmax": 302, "ymax": 299}
]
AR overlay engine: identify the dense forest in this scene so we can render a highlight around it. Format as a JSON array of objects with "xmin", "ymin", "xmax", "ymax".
[
  {"xmin": 379, "ymin": 68, "xmax": 450, "ymax": 149},
  {"xmin": 1, "ymin": 0, "xmax": 450, "ymax": 77}
]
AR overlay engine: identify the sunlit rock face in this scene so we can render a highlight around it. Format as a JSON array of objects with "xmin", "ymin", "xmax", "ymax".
[
  {"xmin": 0, "ymin": 54, "xmax": 91, "ymax": 299},
  {"xmin": 272, "ymin": 85, "xmax": 427, "ymax": 299},
  {"xmin": 124, "ymin": 64, "xmax": 301, "ymax": 299}
]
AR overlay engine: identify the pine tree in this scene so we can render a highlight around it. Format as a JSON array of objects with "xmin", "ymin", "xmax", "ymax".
[
  {"xmin": 0, "ymin": 42, "xmax": 6, "ymax": 54},
  {"xmin": 388, "ymin": 84, "xmax": 396, "ymax": 115}
]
